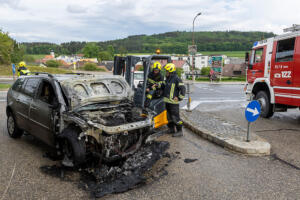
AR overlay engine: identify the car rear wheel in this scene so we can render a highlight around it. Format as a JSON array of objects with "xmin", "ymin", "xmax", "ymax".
[
  {"xmin": 60, "ymin": 126, "xmax": 86, "ymax": 167},
  {"xmin": 255, "ymin": 91, "xmax": 274, "ymax": 118},
  {"xmin": 7, "ymin": 111, "xmax": 23, "ymax": 138}
]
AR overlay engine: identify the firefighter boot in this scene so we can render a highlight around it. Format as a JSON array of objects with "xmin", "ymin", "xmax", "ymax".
[
  {"xmin": 167, "ymin": 123, "xmax": 175, "ymax": 134},
  {"xmin": 172, "ymin": 126, "xmax": 183, "ymax": 137}
]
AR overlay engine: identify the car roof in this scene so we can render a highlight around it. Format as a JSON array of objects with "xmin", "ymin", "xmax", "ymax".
[{"xmin": 19, "ymin": 73, "xmax": 120, "ymax": 82}]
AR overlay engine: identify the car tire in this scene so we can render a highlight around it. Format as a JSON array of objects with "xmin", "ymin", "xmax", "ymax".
[
  {"xmin": 7, "ymin": 111, "xmax": 23, "ymax": 138},
  {"xmin": 60, "ymin": 126, "xmax": 86, "ymax": 167},
  {"xmin": 255, "ymin": 91, "xmax": 274, "ymax": 118}
]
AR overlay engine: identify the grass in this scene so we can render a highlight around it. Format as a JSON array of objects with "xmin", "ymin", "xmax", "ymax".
[
  {"xmin": 28, "ymin": 66, "xmax": 71, "ymax": 74},
  {"xmin": 200, "ymin": 51, "xmax": 247, "ymax": 58},
  {"xmin": 0, "ymin": 65, "xmax": 71, "ymax": 76},
  {"xmin": 26, "ymin": 54, "xmax": 47, "ymax": 60},
  {"xmin": 0, "ymin": 83, "xmax": 12, "ymax": 90},
  {"xmin": 117, "ymin": 51, "xmax": 247, "ymax": 58},
  {"xmin": 193, "ymin": 76, "xmax": 246, "ymax": 82}
]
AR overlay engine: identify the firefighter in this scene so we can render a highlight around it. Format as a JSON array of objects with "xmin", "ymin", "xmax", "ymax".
[
  {"xmin": 163, "ymin": 63, "xmax": 186, "ymax": 137},
  {"xmin": 145, "ymin": 61, "xmax": 164, "ymax": 107},
  {"xmin": 17, "ymin": 61, "xmax": 30, "ymax": 76}
]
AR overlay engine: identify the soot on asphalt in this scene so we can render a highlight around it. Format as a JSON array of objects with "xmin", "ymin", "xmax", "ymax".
[{"xmin": 40, "ymin": 141, "xmax": 173, "ymax": 198}]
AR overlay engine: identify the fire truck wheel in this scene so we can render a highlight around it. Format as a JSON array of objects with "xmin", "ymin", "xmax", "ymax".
[{"xmin": 255, "ymin": 91, "xmax": 274, "ymax": 118}]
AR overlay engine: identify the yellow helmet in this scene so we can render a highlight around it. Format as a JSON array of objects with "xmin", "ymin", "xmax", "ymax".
[
  {"xmin": 19, "ymin": 61, "xmax": 26, "ymax": 67},
  {"xmin": 152, "ymin": 61, "xmax": 161, "ymax": 70},
  {"xmin": 165, "ymin": 63, "xmax": 176, "ymax": 72}
]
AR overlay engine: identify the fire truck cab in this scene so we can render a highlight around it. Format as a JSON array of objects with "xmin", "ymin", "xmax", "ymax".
[{"xmin": 245, "ymin": 24, "xmax": 300, "ymax": 118}]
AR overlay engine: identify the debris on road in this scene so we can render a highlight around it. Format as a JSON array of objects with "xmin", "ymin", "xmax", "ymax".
[
  {"xmin": 41, "ymin": 141, "xmax": 176, "ymax": 198},
  {"xmin": 184, "ymin": 158, "xmax": 198, "ymax": 163}
]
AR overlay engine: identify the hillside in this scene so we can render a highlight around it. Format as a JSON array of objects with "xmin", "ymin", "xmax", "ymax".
[{"xmin": 23, "ymin": 31, "xmax": 275, "ymax": 55}]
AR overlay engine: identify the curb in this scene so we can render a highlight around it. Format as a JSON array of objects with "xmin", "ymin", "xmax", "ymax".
[{"xmin": 181, "ymin": 111, "xmax": 270, "ymax": 156}]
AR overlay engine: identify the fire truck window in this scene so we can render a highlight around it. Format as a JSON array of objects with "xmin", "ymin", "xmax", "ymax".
[
  {"xmin": 254, "ymin": 49, "xmax": 263, "ymax": 63},
  {"xmin": 276, "ymin": 38, "xmax": 295, "ymax": 62}
]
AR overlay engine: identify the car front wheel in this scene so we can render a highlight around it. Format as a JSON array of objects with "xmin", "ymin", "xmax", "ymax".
[
  {"xmin": 60, "ymin": 126, "xmax": 86, "ymax": 167},
  {"xmin": 7, "ymin": 111, "xmax": 23, "ymax": 138}
]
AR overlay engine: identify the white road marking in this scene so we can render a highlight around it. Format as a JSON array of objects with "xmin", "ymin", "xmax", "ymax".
[{"xmin": 182, "ymin": 99, "xmax": 245, "ymax": 110}]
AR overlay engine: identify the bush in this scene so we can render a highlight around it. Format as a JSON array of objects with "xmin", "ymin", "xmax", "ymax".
[
  {"xmin": 23, "ymin": 55, "xmax": 35, "ymax": 63},
  {"xmin": 46, "ymin": 60, "xmax": 60, "ymax": 68},
  {"xmin": 201, "ymin": 67, "xmax": 211, "ymax": 76},
  {"xmin": 83, "ymin": 63, "xmax": 105, "ymax": 71},
  {"xmin": 176, "ymin": 68, "xmax": 183, "ymax": 78}
]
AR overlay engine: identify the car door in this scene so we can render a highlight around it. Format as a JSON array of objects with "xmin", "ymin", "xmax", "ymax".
[
  {"xmin": 15, "ymin": 78, "xmax": 40, "ymax": 132},
  {"xmin": 9, "ymin": 78, "xmax": 27, "ymax": 129},
  {"xmin": 28, "ymin": 79, "xmax": 57, "ymax": 146}
]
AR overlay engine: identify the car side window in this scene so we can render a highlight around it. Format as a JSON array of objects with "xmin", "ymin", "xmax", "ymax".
[
  {"xmin": 37, "ymin": 80, "xmax": 57, "ymax": 105},
  {"xmin": 12, "ymin": 78, "xmax": 25, "ymax": 92},
  {"xmin": 23, "ymin": 78, "xmax": 40, "ymax": 97}
]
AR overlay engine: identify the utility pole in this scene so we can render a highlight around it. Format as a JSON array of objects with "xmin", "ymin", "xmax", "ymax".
[{"xmin": 192, "ymin": 12, "xmax": 201, "ymax": 81}]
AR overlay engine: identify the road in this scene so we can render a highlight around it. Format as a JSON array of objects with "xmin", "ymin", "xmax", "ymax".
[
  {"xmin": 1, "ymin": 84, "xmax": 300, "ymax": 199},
  {"xmin": 184, "ymin": 83, "xmax": 300, "ymax": 168}
]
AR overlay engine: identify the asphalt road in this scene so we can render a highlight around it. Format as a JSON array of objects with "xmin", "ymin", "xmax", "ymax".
[
  {"xmin": 1, "ymin": 86, "xmax": 300, "ymax": 199},
  {"xmin": 187, "ymin": 83, "xmax": 300, "ymax": 169}
]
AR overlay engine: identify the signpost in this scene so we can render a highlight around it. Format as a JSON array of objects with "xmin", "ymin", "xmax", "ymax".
[
  {"xmin": 12, "ymin": 64, "xmax": 16, "ymax": 80},
  {"xmin": 211, "ymin": 56, "xmax": 223, "ymax": 81},
  {"xmin": 188, "ymin": 45, "xmax": 197, "ymax": 81},
  {"xmin": 245, "ymin": 100, "xmax": 261, "ymax": 142}
]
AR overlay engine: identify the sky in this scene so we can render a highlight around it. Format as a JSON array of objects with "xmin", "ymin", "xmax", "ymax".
[{"xmin": 0, "ymin": 0, "xmax": 299, "ymax": 43}]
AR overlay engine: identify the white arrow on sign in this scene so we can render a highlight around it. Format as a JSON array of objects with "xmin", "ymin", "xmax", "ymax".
[{"xmin": 246, "ymin": 107, "xmax": 259, "ymax": 116}]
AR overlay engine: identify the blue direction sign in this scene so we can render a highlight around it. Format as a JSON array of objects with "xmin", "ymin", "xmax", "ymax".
[{"xmin": 245, "ymin": 100, "xmax": 261, "ymax": 122}]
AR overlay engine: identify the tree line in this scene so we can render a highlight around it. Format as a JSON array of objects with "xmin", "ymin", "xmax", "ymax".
[
  {"xmin": 0, "ymin": 30, "xmax": 25, "ymax": 65},
  {"xmin": 22, "ymin": 30, "xmax": 275, "ymax": 56}
]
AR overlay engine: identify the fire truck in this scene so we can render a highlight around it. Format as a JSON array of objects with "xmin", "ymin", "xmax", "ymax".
[{"xmin": 245, "ymin": 24, "xmax": 300, "ymax": 118}]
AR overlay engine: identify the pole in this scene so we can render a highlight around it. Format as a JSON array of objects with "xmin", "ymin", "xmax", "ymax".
[
  {"xmin": 246, "ymin": 121, "xmax": 250, "ymax": 142},
  {"xmin": 187, "ymin": 83, "xmax": 191, "ymax": 112},
  {"xmin": 192, "ymin": 12, "xmax": 201, "ymax": 82}
]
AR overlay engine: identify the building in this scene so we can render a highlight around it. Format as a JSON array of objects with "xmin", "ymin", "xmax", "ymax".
[
  {"xmin": 187, "ymin": 54, "xmax": 209, "ymax": 70},
  {"xmin": 223, "ymin": 58, "xmax": 246, "ymax": 77}
]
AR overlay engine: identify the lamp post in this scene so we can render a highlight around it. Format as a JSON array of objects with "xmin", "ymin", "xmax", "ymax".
[{"xmin": 191, "ymin": 12, "xmax": 201, "ymax": 81}]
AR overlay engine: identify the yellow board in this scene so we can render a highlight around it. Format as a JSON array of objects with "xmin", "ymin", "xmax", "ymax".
[{"xmin": 154, "ymin": 110, "xmax": 168, "ymax": 128}]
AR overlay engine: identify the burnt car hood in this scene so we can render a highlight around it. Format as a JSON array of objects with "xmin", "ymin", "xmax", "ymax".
[{"xmin": 60, "ymin": 75, "xmax": 134, "ymax": 110}]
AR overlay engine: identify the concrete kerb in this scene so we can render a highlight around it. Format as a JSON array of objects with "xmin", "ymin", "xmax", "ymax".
[{"xmin": 181, "ymin": 111, "xmax": 271, "ymax": 156}]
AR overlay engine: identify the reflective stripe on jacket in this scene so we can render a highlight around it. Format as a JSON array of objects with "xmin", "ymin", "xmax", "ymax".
[
  {"xmin": 147, "ymin": 71, "xmax": 164, "ymax": 90},
  {"xmin": 162, "ymin": 73, "xmax": 186, "ymax": 104}
]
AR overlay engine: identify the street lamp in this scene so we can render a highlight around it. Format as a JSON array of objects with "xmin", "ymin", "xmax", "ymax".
[{"xmin": 192, "ymin": 12, "xmax": 201, "ymax": 81}]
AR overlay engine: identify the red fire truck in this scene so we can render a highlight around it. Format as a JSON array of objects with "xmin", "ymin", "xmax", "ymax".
[{"xmin": 245, "ymin": 24, "xmax": 300, "ymax": 118}]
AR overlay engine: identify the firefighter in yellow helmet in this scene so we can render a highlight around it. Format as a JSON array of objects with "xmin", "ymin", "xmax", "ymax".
[
  {"xmin": 144, "ymin": 61, "xmax": 164, "ymax": 107},
  {"xmin": 17, "ymin": 61, "xmax": 30, "ymax": 76},
  {"xmin": 161, "ymin": 63, "xmax": 186, "ymax": 137}
]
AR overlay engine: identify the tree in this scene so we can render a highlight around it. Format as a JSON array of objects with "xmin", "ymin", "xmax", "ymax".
[
  {"xmin": 98, "ymin": 51, "xmax": 112, "ymax": 62},
  {"xmin": 0, "ymin": 30, "xmax": 13, "ymax": 64},
  {"xmin": 119, "ymin": 46, "xmax": 128, "ymax": 56},
  {"xmin": 82, "ymin": 42, "xmax": 100, "ymax": 58},
  {"xmin": 107, "ymin": 45, "xmax": 115, "ymax": 57},
  {"xmin": 11, "ymin": 41, "xmax": 25, "ymax": 63},
  {"xmin": 201, "ymin": 67, "xmax": 211, "ymax": 76}
]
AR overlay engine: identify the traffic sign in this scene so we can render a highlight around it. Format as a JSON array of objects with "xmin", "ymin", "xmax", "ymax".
[{"xmin": 245, "ymin": 100, "xmax": 261, "ymax": 122}]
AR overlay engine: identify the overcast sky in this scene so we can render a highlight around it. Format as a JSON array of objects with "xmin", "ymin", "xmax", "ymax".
[{"xmin": 0, "ymin": 0, "xmax": 299, "ymax": 43}]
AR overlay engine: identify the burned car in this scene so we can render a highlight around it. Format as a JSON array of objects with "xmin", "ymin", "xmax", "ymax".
[{"xmin": 6, "ymin": 73, "xmax": 157, "ymax": 166}]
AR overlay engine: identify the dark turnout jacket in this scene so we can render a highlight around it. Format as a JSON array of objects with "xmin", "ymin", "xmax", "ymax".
[
  {"xmin": 162, "ymin": 73, "xmax": 186, "ymax": 104},
  {"xmin": 147, "ymin": 71, "xmax": 164, "ymax": 90}
]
